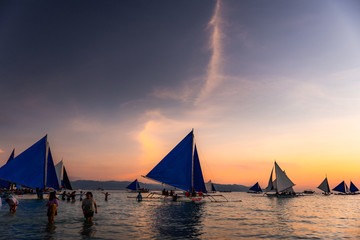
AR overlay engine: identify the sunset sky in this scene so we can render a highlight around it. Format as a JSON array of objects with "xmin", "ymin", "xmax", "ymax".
[{"xmin": 0, "ymin": 0, "xmax": 359, "ymax": 190}]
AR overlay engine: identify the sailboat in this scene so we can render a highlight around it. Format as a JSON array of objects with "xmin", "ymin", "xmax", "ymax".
[
  {"xmin": 0, "ymin": 135, "xmax": 60, "ymax": 190},
  {"xmin": 143, "ymin": 130, "xmax": 208, "ymax": 202},
  {"xmin": 332, "ymin": 181, "xmax": 348, "ymax": 195},
  {"xmin": 205, "ymin": 180, "xmax": 217, "ymax": 193},
  {"xmin": 317, "ymin": 177, "xmax": 331, "ymax": 195},
  {"xmin": 264, "ymin": 161, "xmax": 296, "ymax": 197},
  {"xmin": 248, "ymin": 182, "xmax": 262, "ymax": 194},
  {"xmin": 126, "ymin": 179, "xmax": 149, "ymax": 193}
]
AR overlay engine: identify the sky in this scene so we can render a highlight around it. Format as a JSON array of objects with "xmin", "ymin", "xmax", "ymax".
[{"xmin": 0, "ymin": 0, "xmax": 360, "ymax": 190}]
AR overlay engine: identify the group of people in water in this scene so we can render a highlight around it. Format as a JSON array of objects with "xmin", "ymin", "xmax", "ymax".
[
  {"xmin": 61, "ymin": 190, "xmax": 80, "ymax": 201},
  {"xmin": 0, "ymin": 190, "xmax": 112, "ymax": 224},
  {"xmin": 1, "ymin": 187, "xmax": 204, "ymax": 224}
]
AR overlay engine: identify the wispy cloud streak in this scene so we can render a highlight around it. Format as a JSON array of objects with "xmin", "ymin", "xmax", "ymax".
[{"xmin": 196, "ymin": 0, "xmax": 224, "ymax": 103}]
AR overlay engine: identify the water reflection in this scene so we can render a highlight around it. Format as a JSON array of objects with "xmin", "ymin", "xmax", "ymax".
[
  {"xmin": 149, "ymin": 202, "xmax": 204, "ymax": 239},
  {"xmin": 44, "ymin": 223, "xmax": 56, "ymax": 240},
  {"xmin": 268, "ymin": 197, "xmax": 296, "ymax": 237},
  {"xmin": 80, "ymin": 221, "xmax": 97, "ymax": 238}
]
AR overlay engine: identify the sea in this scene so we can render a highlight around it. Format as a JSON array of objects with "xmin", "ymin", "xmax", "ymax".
[{"xmin": 1, "ymin": 191, "xmax": 360, "ymax": 239}]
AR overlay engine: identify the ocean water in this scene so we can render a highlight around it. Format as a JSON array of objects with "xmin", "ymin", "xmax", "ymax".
[{"xmin": 1, "ymin": 191, "xmax": 360, "ymax": 239}]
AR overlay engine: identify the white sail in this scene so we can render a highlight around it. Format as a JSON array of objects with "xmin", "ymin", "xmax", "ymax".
[
  {"xmin": 265, "ymin": 167, "xmax": 274, "ymax": 192},
  {"xmin": 273, "ymin": 179, "xmax": 278, "ymax": 191},
  {"xmin": 274, "ymin": 161, "xmax": 295, "ymax": 193},
  {"xmin": 345, "ymin": 183, "xmax": 349, "ymax": 193},
  {"xmin": 55, "ymin": 160, "xmax": 63, "ymax": 188},
  {"xmin": 317, "ymin": 177, "xmax": 330, "ymax": 193},
  {"xmin": 206, "ymin": 180, "xmax": 216, "ymax": 192}
]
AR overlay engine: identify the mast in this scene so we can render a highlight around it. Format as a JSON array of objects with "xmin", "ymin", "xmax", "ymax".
[
  {"xmin": 44, "ymin": 135, "xmax": 49, "ymax": 190},
  {"xmin": 275, "ymin": 162, "xmax": 278, "ymax": 194},
  {"xmin": 191, "ymin": 129, "xmax": 194, "ymax": 191},
  {"xmin": 265, "ymin": 166, "xmax": 274, "ymax": 192}
]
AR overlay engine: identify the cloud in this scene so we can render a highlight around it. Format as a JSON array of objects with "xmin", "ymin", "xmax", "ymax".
[
  {"xmin": 68, "ymin": 117, "xmax": 103, "ymax": 133},
  {"xmin": 136, "ymin": 111, "xmax": 193, "ymax": 164},
  {"xmin": 196, "ymin": 0, "xmax": 225, "ymax": 104},
  {"xmin": 151, "ymin": 0, "xmax": 226, "ymax": 105},
  {"xmin": 0, "ymin": 149, "xmax": 3, "ymax": 153},
  {"xmin": 151, "ymin": 76, "xmax": 203, "ymax": 103}
]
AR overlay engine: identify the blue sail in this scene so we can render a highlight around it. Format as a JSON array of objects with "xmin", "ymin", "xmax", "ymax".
[
  {"xmin": 349, "ymin": 181, "xmax": 359, "ymax": 193},
  {"xmin": 332, "ymin": 181, "xmax": 347, "ymax": 193},
  {"xmin": 193, "ymin": 145, "xmax": 207, "ymax": 193},
  {"xmin": 0, "ymin": 136, "xmax": 47, "ymax": 189},
  {"xmin": 249, "ymin": 182, "xmax": 262, "ymax": 192},
  {"xmin": 145, "ymin": 131, "xmax": 194, "ymax": 192},
  {"xmin": 0, "ymin": 180, "xmax": 9, "ymax": 188},
  {"xmin": 126, "ymin": 179, "xmax": 140, "ymax": 190},
  {"xmin": 62, "ymin": 166, "xmax": 73, "ymax": 190},
  {"xmin": 0, "ymin": 150, "xmax": 16, "ymax": 188},
  {"xmin": 7, "ymin": 149, "xmax": 15, "ymax": 163},
  {"xmin": 46, "ymin": 148, "xmax": 60, "ymax": 190}
]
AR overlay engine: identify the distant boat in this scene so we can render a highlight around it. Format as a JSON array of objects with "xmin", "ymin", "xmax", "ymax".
[
  {"xmin": 332, "ymin": 181, "xmax": 348, "ymax": 195},
  {"xmin": 126, "ymin": 179, "xmax": 149, "ymax": 193},
  {"xmin": 0, "ymin": 135, "xmax": 60, "ymax": 190},
  {"xmin": 317, "ymin": 177, "xmax": 331, "ymax": 195},
  {"xmin": 248, "ymin": 182, "xmax": 262, "ymax": 193},
  {"xmin": 264, "ymin": 161, "xmax": 296, "ymax": 197},
  {"xmin": 143, "ymin": 130, "xmax": 207, "ymax": 202},
  {"xmin": 332, "ymin": 180, "xmax": 359, "ymax": 195},
  {"xmin": 303, "ymin": 190, "xmax": 315, "ymax": 194},
  {"xmin": 206, "ymin": 180, "xmax": 217, "ymax": 193}
]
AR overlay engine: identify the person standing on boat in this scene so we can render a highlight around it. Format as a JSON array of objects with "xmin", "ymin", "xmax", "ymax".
[
  {"xmin": 185, "ymin": 190, "xmax": 190, "ymax": 197},
  {"xmin": 46, "ymin": 192, "xmax": 59, "ymax": 224},
  {"xmin": 191, "ymin": 188, "xmax": 196, "ymax": 197},
  {"xmin": 5, "ymin": 196, "xmax": 18, "ymax": 213},
  {"xmin": 82, "ymin": 192, "xmax": 97, "ymax": 222}
]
